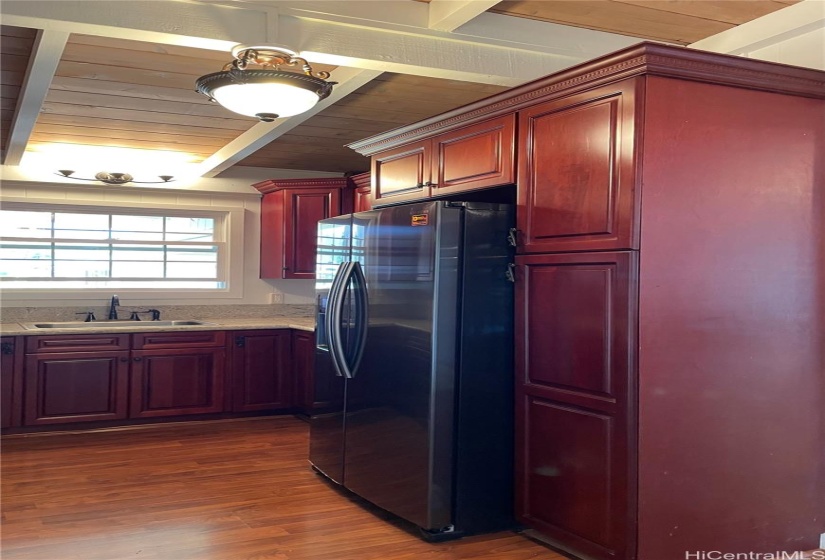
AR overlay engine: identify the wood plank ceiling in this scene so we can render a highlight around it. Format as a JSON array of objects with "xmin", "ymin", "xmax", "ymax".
[
  {"xmin": 487, "ymin": 0, "xmax": 799, "ymax": 45},
  {"xmin": 0, "ymin": 1, "xmax": 802, "ymax": 176},
  {"xmin": 0, "ymin": 26, "xmax": 37, "ymax": 155}
]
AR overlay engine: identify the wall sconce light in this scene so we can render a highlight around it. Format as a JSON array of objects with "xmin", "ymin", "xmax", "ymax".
[
  {"xmin": 56, "ymin": 170, "xmax": 175, "ymax": 185},
  {"xmin": 195, "ymin": 45, "xmax": 336, "ymax": 122}
]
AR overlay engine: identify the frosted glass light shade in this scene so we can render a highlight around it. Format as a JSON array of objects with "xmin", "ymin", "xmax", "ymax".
[
  {"xmin": 196, "ymin": 69, "xmax": 334, "ymax": 122},
  {"xmin": 211, "ymin": 82, "xmax": 319, "ymax": 119}
]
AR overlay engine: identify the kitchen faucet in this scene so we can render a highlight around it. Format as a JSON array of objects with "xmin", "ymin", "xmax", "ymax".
[{"xmin": 108, "ymin": 295, "xmax": 120, "ymax": 320}]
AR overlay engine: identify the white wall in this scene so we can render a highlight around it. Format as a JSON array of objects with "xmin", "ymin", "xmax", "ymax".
[{"xmin": 0, "ymin": 165, "xmax": 337, "ymax": 308}]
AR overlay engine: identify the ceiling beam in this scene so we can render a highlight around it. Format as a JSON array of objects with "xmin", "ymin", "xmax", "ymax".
[
  {"xmin": 0, "ymin": 0, "xmax": 642, "ymax": 86},
  {"xmin": 427, "ymin": 0, "xmax": 501, "ymax": 32},
  {"xmin": 3, "ymin": 29, "xmax": 69, "ymax": 166},
  {"xmin": 193, "ymin": 67, "xmax": 383, "ymax": 179},
  {"xmin": 689, "ymin": 0, "xmax": 824, "ymax": 55}
]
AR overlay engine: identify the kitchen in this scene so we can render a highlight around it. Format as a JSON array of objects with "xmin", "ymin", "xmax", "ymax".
[{"xmin": 1, "ymin": 2, "xmax": 824, "ymax": 560}]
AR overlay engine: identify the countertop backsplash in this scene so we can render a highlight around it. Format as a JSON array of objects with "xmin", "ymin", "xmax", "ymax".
[{"xmin": 0, "ymin": 303, "xmax": 314, "ymax": 323}]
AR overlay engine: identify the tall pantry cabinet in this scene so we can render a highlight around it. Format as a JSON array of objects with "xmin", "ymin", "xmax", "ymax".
[
  {"xmin": 512, "ymin": 48, "xmax": 824, "ymax": 560},
  {"xmin": 348, "ymin": 43, "xmax": 825, "ymax": 560}
]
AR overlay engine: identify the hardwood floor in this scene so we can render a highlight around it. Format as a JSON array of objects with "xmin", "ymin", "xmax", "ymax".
[{"xmin": 1, "ymin": 417, "xmax": 566, "ymax": 560}]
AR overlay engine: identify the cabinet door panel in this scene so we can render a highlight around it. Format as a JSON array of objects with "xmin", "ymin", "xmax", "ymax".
[
  {"xmin": 284, "ymin": 189, "xmax": 340, "ymax": 279},
  {"xmin": 517, "ymin": 80, "xmax": 640, "ymax": 253},
  {"xmin": 371, "ymin": 141, "xmax": 431, "ymax": 204},
  {"xmin": 26, "ymin": 334, "xmax": 130, "ymax": 353},
  {"xmin": 525, "ymin": 398, "xmax": 614, "ymax": 547},
  {"xmin": 1, "ymin": 337, "xmax": 23, "ymax": 428},
  {"xmin": 130, "ymin": 348, "xmax": 225, "ymax": 418},
  {"xmin": 435, "ymin": 114, "xmax": 515, "ymax": 195},
  {"xmin": 514, "ymin": 251, "xmax": 637, "ymax": 560},
  {"xmin": 230, "ymin": 330, "xmax": 292, "ymax": 412},
  {"xmin": 24, "ymin": 351, "xmax": 130, "ymax": 425},
  {"xmin": 132, "ymin": 331, "xmax": 224, "ymax": 350},
  {"xmin": 291, "ymin": 330, "xmax": 315, "ymax": 413}
]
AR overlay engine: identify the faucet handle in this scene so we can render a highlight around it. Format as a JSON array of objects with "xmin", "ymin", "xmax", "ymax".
[{"xmin": 75, "ymin": 311, "xmax": 96, "ymax": 322}]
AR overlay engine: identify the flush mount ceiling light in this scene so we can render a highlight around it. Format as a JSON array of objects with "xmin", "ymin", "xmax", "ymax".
[
  {"xmin": 195, "ymin": 45, "xmax": 336, "ymax": 122},
  {"xmin": 56, "ymin": 170, "xmax": 175, "ymax": 185}
]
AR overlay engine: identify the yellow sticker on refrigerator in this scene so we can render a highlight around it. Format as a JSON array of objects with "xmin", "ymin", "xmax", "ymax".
[{"xmin": 411, "ymin": 214, "xmax": 429, "ymax": 226}]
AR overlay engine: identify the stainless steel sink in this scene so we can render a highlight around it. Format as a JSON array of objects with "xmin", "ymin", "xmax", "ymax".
[{"xmin": 21, "ymin": 320, "xmax": 215, "ymax": 330}]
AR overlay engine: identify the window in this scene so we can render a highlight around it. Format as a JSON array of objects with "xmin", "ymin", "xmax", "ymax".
[{"xmin": 0, "ymin": 207, "xmax": 235, "ymax": 292}]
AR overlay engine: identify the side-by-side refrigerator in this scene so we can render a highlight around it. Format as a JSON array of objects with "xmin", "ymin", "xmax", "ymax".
[{"xmin": 309, "ymin": 200, "xmax": 515, "ymax": 539}]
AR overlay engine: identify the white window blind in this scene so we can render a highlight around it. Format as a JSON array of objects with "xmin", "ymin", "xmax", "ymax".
[{"xmin": 0, "ymin": 209, "xmax": 226, "ymax": 289}]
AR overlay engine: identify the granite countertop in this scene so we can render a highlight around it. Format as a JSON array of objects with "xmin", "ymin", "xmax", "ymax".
[{"xmin": 0, "ymin": 316, "xmax": 315, "ymax": 336}]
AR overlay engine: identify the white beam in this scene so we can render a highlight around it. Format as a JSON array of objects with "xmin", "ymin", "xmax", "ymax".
[
  {"xmin": 689, "ymin": 0, "xmax": 825, "ymax": 55},
  {"xmin": 0, "ymin": 0, "xmax": 643, "ymax": 86},
  {"xmin": 194, "ymin": 67, "xmax": 383, "ymax": 178},
  {"xmin": 3, "ymin": 29, "xmax": 69, "ymax": 166},
  {"xmin": 0, "ymin": 0, "xmax": 271, "ymax": 51},
  {"xmin": 428, "ymin": 0, "xmax": 500, "ymax": 32}
]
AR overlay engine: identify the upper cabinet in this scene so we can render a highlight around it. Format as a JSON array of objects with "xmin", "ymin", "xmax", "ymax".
[
  {"xmin": 253, "ymin": 178, "xmax": 350, "ymax": 279},
  {"xmin": 433, "ymin": 114, "xmax": 515, "ymax": 196},
  {"xmin": 350, "ymin": 172, "xmax": 373, "ymax": 213},
  {"xmin": 370, "ymin": 114, "xmax": 516, "ymax": 206},
  {"xmin": 517, "ymin": 80, "xmax": 640, "ymax": 254},
  {"xmin": 371, "ymin": 140, "xmax": 432, "ymax": 205}
]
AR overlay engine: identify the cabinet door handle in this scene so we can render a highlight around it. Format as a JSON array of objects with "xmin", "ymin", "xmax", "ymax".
[
  {"xmin": 236, "ymin": 336, "xmax": 245, "ymax": 348},
  {"xmin": 1, "ymin": 342, "xmax": 13, "ymax": 355},
  {"xmin": 505, "ymin": 263, "xmax": 516, "ymax": 283},
  {"xmin": 120, "ymin": 357, "xmax": 129, "ymax": 363},
  {"xmin": 133, "ymin": 357, "xmax": 143, "ymax": 362},
  {"xmin": 507, "ymin": 228, "xmax": 519, "ymax": 247}
]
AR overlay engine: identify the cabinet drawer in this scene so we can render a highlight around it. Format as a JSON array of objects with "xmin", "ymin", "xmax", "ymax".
[
  {"xmin": 132, "ymin": 330, "xmax": 225, "ymax": 349},
  {"xmin": 26, "ymin": 334, "xmax": 131, "ymax": 354}
]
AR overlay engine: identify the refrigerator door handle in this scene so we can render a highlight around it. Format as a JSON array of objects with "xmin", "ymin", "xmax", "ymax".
[
  {"xmin": 330, "ymin": 261, "xmax": 356, "ymax": 379},
  {"xmin": 326, "ymin": 261, "xmax": 350, "ymax": 378},
  {"xmin": 348, "ymin": 261, "xmax": 369, "ymax": 377}
]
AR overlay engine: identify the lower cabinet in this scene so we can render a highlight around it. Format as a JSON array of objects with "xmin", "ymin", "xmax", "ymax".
[
  {"xmin": 229, "ymin": 329, "xmax": 292, "ymax": 412},
  {"xmin": 12, "ymin": 328, "xmax": 314, "ymax": 430},
  {"xmin": 130, "ymin": 347, "xmax": 225, "ymax": 418},
  {"xmin": 291, "ymin": 330, "xmax": 315, "ymax": 413},
  {"xmin": 515, "ymin": 251, "xmax": 637, "ymax": 560},
  {"xmin": 24, "ymin": 350, "xmax": 130, "ymax": 425},
  {"xmin": 1, "ymin": 337, "xmax": 23, "ymax": 428}
]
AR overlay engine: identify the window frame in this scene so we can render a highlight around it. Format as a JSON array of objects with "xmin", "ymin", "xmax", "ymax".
[{"xmin": 0, "ymin": 200, "xmax": 244, "ymax": 301}]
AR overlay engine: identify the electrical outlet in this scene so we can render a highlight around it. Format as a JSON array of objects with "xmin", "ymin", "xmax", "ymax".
[
  {"xmin": 268, "ymin": 292, "xmax": 284, "ymax": 304},
  {"xmin": 819, "ymin": 532, "xmax": 825, "ymax": 548}
]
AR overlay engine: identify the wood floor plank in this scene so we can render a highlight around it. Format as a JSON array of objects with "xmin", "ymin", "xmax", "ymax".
[{"xmin": 1, "ymin": 417, "xmax": 564, "ymax": 560}]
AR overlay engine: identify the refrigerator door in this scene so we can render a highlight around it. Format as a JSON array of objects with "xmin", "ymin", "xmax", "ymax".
[
  {"xmin": 343, "ymin": 201, "xmax": 462, "ymax": 532},
  {"xmin": 309, "ymin": 215, "xmax": 352, "ymax": 484}
]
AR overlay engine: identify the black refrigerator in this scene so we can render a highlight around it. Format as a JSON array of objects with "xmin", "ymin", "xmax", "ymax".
[{"xmin": 309, "ymin": 200, "xmax": 515, "ymax": 540}]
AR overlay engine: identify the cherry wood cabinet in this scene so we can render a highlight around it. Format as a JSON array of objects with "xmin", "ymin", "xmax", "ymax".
[
  {"xmin": 129, "ymin": 331, "xmax": 226, "ymax": 418},
  {"xmin": 229, "ymin": 329, "xmax": 292, "ymax": 412},
  {"xmin": 370, "ymin": 140, "xmax": 432, "ymax": 205},
  {"xmin": 129, "ymin": 347, "xmax": 225, "ymax": 418},
  {"xmin": 516, "ymin": 80, "xmax": 639, "ymax": 254},
  {"xmin": 1, "ymin": 337, "xmax": 23, "ymax": 428},
  {"xmin": 24, "ymin": 349, "xmax": 130, "ymax": 425},
  {"xmin": 291, "ymin": 329, "xmax": 315, "ymax": 413},
  {"xmin": 254, "ymin": 178, "xmax": 350, "ymax": 279},
  {"xmin": 509, "ymin": 47, "xmax": 824, "ymax": 560},
  {"xmin": 515, "ymin": 251, "xmax": 637, "ymax": 560},
  {"xmin": 432, "ymin": 114, "xmax": 515, "ymax": 196},
  {"xmin": 350, "ymin": 171, "xmax": 373, "ymax": 213},
  {"xmin": 348, "ymin": 42, "xmax": 825, "ymax": 560},
  {"xmin": 370, "ymin": 114, "xmax": 515, "ymax": 206}
]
